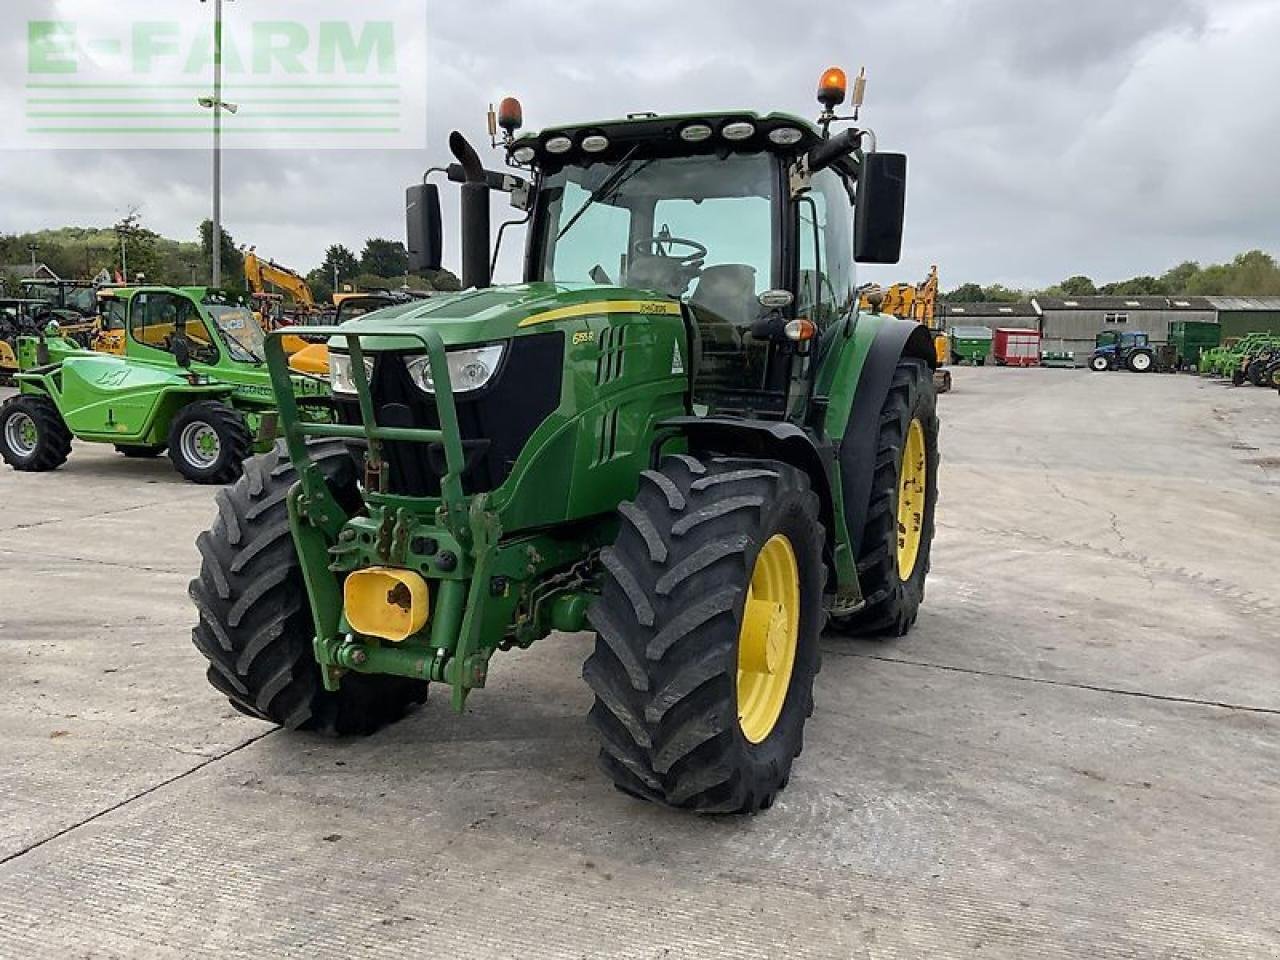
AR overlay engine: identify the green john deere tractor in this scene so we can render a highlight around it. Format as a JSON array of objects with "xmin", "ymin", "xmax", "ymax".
[
  {"xmin": 190, "ymin": 70, "xmax": 941, "ymax": 813},
  {"xmin": 0, "ymin": 286, "xmax": 331, "ymax": 483}
]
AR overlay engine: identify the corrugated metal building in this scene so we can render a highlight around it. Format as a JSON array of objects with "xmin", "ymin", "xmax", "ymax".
[
  {"xmin": 1205, "ymin": 296, "xmax": 1280, "ymax": 339},
  {"xmin": 939, "ymin": 301, "xmax": 1039, "ymax": 331},
  {"xmin": 1031, "ymin": 296, "xmax": 1216, "ymax": 362}
]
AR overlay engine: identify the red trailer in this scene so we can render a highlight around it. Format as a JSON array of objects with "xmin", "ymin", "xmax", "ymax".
[{"xmin": 993, "ymin": 327, "xmax": 1041, "ymax": 367}]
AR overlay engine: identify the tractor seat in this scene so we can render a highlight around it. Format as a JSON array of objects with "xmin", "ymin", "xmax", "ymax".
[
  {"xmin": 626, "ymin": 253, "xmax": 700, "ymax": 300},
  {"xmin": 689, "ymin": 264, "xmax": 758, "ymax": 353}
]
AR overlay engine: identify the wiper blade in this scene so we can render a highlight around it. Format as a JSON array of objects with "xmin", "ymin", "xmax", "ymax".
[{"xmin": 557, "ymin": 145, "xmax": 646, "ymax": 240}]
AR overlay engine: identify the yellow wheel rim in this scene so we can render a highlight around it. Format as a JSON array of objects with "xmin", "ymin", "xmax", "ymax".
[
  {"xmin": 896, "ymin": 418, "xmax": 927, "ymax": 581},
  {"xmin": 736, "ymin": 534, "xmax": 801, "ymax": 744}
]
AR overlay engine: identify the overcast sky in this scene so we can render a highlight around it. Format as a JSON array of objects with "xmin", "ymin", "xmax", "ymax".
[{"xmin": 2, "ymin": 0, "xmax": 1278, "ymax": 291}]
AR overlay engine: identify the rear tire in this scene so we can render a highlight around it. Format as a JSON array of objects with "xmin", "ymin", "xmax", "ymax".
[
  {"xmin": 0, "ymin": 394, "xmax": 72, "ymax": 472},
  {"xmin": 167, "ymin": 400, "xmax": 252, "ymax": 484},
  {"xmin": 584, "ymin": 455, "xmax": 824, "ymax": 813},
  {"xmin": 1127, "ymin": 351, "xmax": 1154, "ymax": 373},
  {"xmin": 189, "ymin": 440, "xmax": 428, "ymax": 735},
  {"xmin": 115, "ymin": 443, "xmax": 167, "ymax": 458},
  {"xmin": 832, "ymin": 357, "xmax": 939, "ymax": 638}
]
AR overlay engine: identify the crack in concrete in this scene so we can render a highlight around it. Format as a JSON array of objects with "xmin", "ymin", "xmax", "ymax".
[
  {"xmin": 0, "ymin": 547, "xmax": 184, "ymax": 576},
  {"xmin": 940, "ymin": 521, "xmax": 1279, "ymax": 622},
  {"xmin": 0, "ymin": 494, "xmax": 207, "ymax": 535},
  {"xmin": 828, "ymin": 650, "xmax": 1280, "ymax": 718},
  {"xmin": 0, "ymin": 729, "xmax": 274, "ymax": 869}
]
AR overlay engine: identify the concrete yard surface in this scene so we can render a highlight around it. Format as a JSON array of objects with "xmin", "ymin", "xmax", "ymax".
[{"xmin": 1, "ymin": 370, "xmax": 1278, "ymax": 958}]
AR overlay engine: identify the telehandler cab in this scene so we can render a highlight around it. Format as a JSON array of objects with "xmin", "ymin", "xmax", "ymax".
[{"xmin": 191, "ymin": 68, "xmax": 941, "ymax": 813}]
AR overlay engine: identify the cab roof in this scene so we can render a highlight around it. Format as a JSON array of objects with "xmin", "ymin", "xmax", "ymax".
[{"xmin": 511, "ymin": 111, "xmax": 826, "ymax": 169}]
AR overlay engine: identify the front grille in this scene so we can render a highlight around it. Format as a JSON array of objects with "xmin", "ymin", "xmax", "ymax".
[{"xmin": 338, "ymin": 331, "xmax": 564, "ymax": 497}]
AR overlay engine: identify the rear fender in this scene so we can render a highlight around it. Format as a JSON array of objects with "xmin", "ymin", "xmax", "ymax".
[{"xmin": 826, "ymin": 316, "xmax": 936, "ymax": 555}]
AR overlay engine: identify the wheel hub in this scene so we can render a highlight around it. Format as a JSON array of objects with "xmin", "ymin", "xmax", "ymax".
[
  {"xmin": 5, "ymin": 412, "xmax": 38, "ymax": 457},
  {"xmin": 180, "ymin": 422, "xmax": 220, "ymax": 468},
  {"xmin": 896, "ymin": 418, "xmax": 927, "ymax": 581},
  {"xmin": 736, "ymin": 534, "xmax": 800, "ymax": 744}
]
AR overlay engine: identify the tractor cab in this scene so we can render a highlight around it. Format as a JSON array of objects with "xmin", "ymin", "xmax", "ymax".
[
  {"xmin": 1090, "ymin": 330, "xmax": 1155, "ymax": 372},
  {"xmin": 20, "ymin": 279, "xmax": 99, "ymax": 347},
  {"xmin": 0, "ymin": 299, "xmax": 53, "ymax": 378},
  {"xmin": 406, "ymin": 78, "xmax": 908, "ymax": 422},
  {"xmin": 20, "ymin": 278, "xmax": 98, "ymax": 317}
]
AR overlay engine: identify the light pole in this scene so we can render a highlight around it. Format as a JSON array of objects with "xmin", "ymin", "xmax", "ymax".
[
  {"xmin": 198, "ymin": 0, "xmax": 237, "ymax": 288},
  {"xmin": 27, "ymin": 242, "xmax": 37, "ymax": 275}
]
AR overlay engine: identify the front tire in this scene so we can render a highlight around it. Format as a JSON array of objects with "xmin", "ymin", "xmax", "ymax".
[
  {"xmin": 189, "ymin": 441, "xmax": 428, "ymax": 734},
  {"xmin": 0, "ymin": 394, "xmax": 72, "ymax": 472},
  {"xmin": 584, "ymin": 456, "xmax": 824, "ymax": 813},
  {"xmin": 1089, "ymin": 355, "xmax": 1111, "ymax": 372},
  {"xmin": 833, "ymin": 357, "xmax": 939, "ymax": 638},
  {"xmin": 167, "ymin": 400, "xmax": 252, "ymax": 484}
]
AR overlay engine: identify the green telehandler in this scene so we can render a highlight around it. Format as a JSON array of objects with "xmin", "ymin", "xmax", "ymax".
[
  {"xmin": 0, "ymin": 286, "xmax": 331, "ymax": 483},
  {"xmin": 190, "ymin": 69, "xmax": 941, "ymax": 813}
]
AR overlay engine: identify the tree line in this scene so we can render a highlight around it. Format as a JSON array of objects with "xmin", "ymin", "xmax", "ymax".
[
  {"xmin": 0, "ymin": 217, "xmax": 458, "ymax": 300},
  {"xmin": 944, "ymin": 250, "xmax": 1280, "ymax": 303}
]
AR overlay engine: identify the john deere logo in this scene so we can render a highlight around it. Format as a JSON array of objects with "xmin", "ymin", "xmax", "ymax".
[{"xmin": 7, "ymin": 0, "xmax": 427, "ymax": 151}]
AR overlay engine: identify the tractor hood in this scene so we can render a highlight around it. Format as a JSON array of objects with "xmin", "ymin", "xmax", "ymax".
[{"xmin": 331, "ymin": 282, "xmax": 682, "ymax": 352}]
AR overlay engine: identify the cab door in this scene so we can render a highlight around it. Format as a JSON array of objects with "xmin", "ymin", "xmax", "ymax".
[{"xmin": 126, "ymin": 290, "xmax": 220, "ymax": 367}]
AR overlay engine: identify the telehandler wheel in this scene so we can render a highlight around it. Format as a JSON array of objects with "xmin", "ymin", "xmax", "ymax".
[
  {"xmin": 0, "ymin": 394, "xmax": 72, "ymax": 472},
  {"xmin": 114, "ymin": 443, "xmax": 167, "ymax": 458},
  {"xmin": 189, "ymin": 440, "xmax": 429, "ymax": 735},
  {"xmin": 832, "ymin": 357, "xmax": 939, "ymax": 638},
  {"xmin": 167, "ymin": 400, "xmax": 252, "ymax": 485},
  {"xmin": 585, "ymin": 455, "xmax": 824, "ymax": 814}
]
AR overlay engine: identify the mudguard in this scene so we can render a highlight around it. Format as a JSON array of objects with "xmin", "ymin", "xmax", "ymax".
[
  {"xmin": 659, "ymin": 415, "xmax": 837, "ymax": 544},
  {"xmin": 836, "ymin": 318, "xmax": 937, "ymax": 554}
]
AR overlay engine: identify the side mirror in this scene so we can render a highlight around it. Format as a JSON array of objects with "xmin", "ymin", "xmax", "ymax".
[
  {"xmin": 854, "ymin": 152, "xmax": 907, "ymax": 264},
  {"xmin": 406, "ymin": 183, "xmax": 443, "ymax": 273},
  {"xmin": 172, "ymin": 335, "xmax": 191, "ymax": 368},
  {"xmin": 172, "ymin": 311, "xmax": 192, "ymax": 369}
]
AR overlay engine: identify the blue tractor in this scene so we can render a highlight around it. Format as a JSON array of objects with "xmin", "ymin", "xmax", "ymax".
[{"xmin": 1089, "ymin": 330, "xmax": 1155, "ymax": 373}]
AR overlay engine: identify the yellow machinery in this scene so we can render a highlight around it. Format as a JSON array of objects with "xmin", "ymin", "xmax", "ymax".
[
  {"xmin": 243, "ymin": 249, "xmax": 317, "ymax": 357},
  {"xmin": 92, "ymin": 287, "xmax": 129, "ymax": 355},
  {"xmin": 860, "ymin": 266, "xmax": 951, "ymax": 391}
]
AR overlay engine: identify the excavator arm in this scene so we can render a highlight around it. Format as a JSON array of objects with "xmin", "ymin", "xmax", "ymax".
[{"xmin": 243, "ymin": 250, "xmax": 316, "ymax": 310}]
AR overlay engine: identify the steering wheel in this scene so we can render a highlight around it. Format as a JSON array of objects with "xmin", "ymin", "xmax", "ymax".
[{"xmin": 633, "ymin": 231, "xmax": 707, "ymax": 267}]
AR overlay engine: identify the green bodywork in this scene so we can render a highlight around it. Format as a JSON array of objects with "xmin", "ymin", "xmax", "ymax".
[
  {"xmin": 1200, "ymin": 333, "xmax": 1280, "ymax": 379},
  {"xmin": 1169, "ymin": 320, "xmax": 1221, "ymax": 370},
  {"xmin": 13, "ymin": 286, "xmax": 329, "ymax": 447},
  {"xmin": 269, "ymin": 109, "xmax": 932, "ymax": 711},
  {"xmin": 272, "ymin": 289, "xmax": 913, "ymax": 711},
  {"xmin": 949, "ymin": 326, "xmax": 993, "ymax": 365}
]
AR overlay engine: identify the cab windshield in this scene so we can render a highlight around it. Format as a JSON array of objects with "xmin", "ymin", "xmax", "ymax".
[
  {"xmin": 207, "ymin": 305, "xmax": 265, "ymax": 363},
  {"xmin": 537, "ymin": 152, "xmax": 776, "ymax": 310},
  {"xmin": 536, "ymin": 152, "xmax": 779, "ymax": 401}
]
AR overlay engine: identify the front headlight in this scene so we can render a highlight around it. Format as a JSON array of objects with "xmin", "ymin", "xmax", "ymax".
[
  {"xmin": 328, "ymin": 352, "xmax": 375, "ymax": 395},
  {"xmin": 405, "ymin": 344, "xmax": 505, "ymax": 395}
]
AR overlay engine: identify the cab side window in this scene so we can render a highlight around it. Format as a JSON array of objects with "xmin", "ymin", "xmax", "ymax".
[
  {"xmin": 797, "ymin": 168, "xmax": 856, "ymax": 330},
  {"xmin": 129, "ymin": 292, "xmax": 218, "ymax": 364}
]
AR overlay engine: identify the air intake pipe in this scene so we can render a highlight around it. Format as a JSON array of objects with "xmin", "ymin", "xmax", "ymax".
[{"xmin": 449, "ymin": 131, "xmax": 491, "ymax": 290}]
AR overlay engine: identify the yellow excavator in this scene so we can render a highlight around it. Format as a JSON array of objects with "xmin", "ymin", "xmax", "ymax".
[
  {"xmin": 242, "ymin": 248, "xmax": 319, "ymax": 363},
  {"xmin": 859, "ymin": 265, "xmax": 952, "ymax": 392}
]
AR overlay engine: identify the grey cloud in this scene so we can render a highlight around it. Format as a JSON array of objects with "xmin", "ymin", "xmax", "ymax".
[{"xmin": 1, "ymin": 0, "xmax": 1276, "ymax": 292}]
